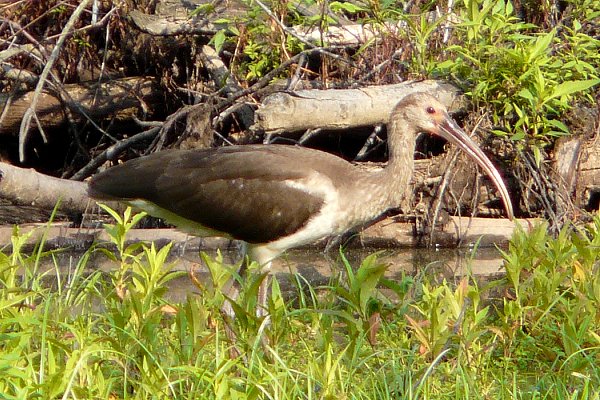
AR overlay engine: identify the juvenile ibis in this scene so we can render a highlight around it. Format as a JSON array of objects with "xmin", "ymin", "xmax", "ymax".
[{"xmin": 88, "ymin": 92, "xmax": 514, "ymax": 315}]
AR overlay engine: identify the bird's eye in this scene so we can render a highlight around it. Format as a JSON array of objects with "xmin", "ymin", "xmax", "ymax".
[{"xmin": 426, "ymin": 106, "xmax": 436, "ymax": 114}]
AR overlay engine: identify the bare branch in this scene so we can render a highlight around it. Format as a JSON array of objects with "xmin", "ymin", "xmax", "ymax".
[{"xmin": 18, "ymin": 0, "xmax": 93, "ymax": 162}]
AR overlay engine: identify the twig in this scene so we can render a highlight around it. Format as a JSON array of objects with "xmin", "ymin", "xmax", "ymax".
[
  {"xmin": 287, "ymin": 52, "xmax": 307, "ymax": 90},
  {"xmin": 214, "ymin": 52, "xmax": 306, "ymax": 112},
  {"xmin": 253, "ymin": 0, "xmax": 353, "ymax": 65},
  {"xmin": 0, "ymin": 92, "xmax": 14, "ymax": 129},
  {"xmin": 428, "ymin": 146, "xmax": 461, "ymax": 246},
  {"xmin": 200, "ymin": 45, "xmax": 243, "ymax": 97},
  {"xmin": 148, "ymin": 105, "xmax": 196, "ymax": 153},
  {"xmin": 442, "ymin": 0, "xmax": 455, "ymax": 43},
  {"xmin": 298, "ymin": 128, "xmax": 323, "ymax": 145},
  {"xmin": 357, "ymin": 49, "xmax": 404, "ymax": 85},
  {"xmin": 355, "ymin": 125, "xmax": 385, "ymax": 161},
  {"xmin": 18, "ymin": 0, "xmax": 93, "ymax": 162},
  {"xmin": 132, "ymin": 117, "xmax": 163, "ymax": 128},
  {"xmin": 70, "ymin": 127, "xmax": 160, "ymax": 181},
  {"xmin": 1, "ymin": 19, "xmax": 50, "ymax": 59},
  {"xmin": 521, "ymin": 150, "xmax": 568, "ymax": 232},
  {"xmin": 52, "ymin": 80, "xmax": 121, "ymax": 143},
  {"xmin": 45, "ymin": 6, "xmax": 116, "ymax": 40}
]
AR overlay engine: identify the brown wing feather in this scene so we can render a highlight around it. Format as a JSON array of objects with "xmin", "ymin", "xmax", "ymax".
[{"xmin": 88, "ymin": 146, "xmax": 340, "ymax": 243}]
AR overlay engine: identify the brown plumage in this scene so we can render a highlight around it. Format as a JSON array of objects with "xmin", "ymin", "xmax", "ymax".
[{"xmin": 89, "ymin": 92, "xmax": 513, "ymax": 314}]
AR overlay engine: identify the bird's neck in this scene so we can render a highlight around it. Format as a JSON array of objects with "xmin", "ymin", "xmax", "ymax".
[{"xmin": 377, "ymin": 116, "xmax": 417, "ymax": 204}]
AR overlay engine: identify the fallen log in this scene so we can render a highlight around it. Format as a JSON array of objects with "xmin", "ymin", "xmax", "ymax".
[
  {"xmin": 553, "ymin": 135, "xmax": 600, "ymax": 211},
  {"xmin": 574, "ymin": 137, "xmax": 600, "ymax": 210},
  {"xmin": 0, "ymin": 77, "xmax": 160, "ymax": 136},
  {"xmin": 0, "ymin": 216, "xmax": 528, "ymax": 250},
  {"xmin": 290, "ymin": 21, "xmax": 401, "ymax": 46},
  {"xmin": 253, "ymin": 80, "xmax": 464, "ymax": 134},
  {"xmin": 0, "ymin": 161, "xmax": 92, "ymax": 214},
  {"xmin": 128, "ymin": 9, "xmax": 225, "ymax": 36}
]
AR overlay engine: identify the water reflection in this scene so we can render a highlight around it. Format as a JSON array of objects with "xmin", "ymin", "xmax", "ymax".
[{"xmin": 40, "ymin": 246, "xmax": 506, "ymax": 302}]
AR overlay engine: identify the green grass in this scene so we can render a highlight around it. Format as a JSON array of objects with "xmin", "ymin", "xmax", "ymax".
[{"xmin": 1, "ymin": 210, "xmax": 600, "ymax": 399}]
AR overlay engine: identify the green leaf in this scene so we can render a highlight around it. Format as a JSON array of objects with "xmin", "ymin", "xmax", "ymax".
[
  {"xmin": 543, "ymin": 79, "xmax": 600, "ymax": 105},
  {"xmin": 329, "ymin": 1, "xmax": 367, "ymax": 13},
  {"xmin": 213, "ymin": 18, "xmax": 232, "ymax": 25},
  {"xmin": 98, "ymin": 203, "xmax": 123, "ymax": 224},
  {"xmin": 528, "ymin": 30, "xmax": 554, "ymax": 63},
  {"xmin": 435, "ymin": 59, "xmax": 455, "ymax": 70},
  {"xmin": 356, "ymin": 259, "xmax": 388, "ymax": 315},
  {"xmin": 517, "ymin": 88, "xmax": 534, "ymax": 102},
  {"xmin": 546, "ymin": 119, "xmax": 569, "ymax": 134},
  {"xmin": 212, "ymin": 30, "xmax": 227, "ymax": 53},
  {"xmin": 190, "ymin": 3, "xmax": 215, "ymax": 17},
  {"xmin": 510, "ymin": 130, "xmax": 525, "ymax": 141}
]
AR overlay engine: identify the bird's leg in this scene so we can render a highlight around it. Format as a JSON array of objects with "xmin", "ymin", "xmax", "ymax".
[
  {"xmin": 255, "ymin": 261, "xmax": 273, "ymax": 359},
  {"xmin": 220, "ymin": 278, "xmax": 240, "ymax": 321},
  {"xmin": 247, "ymin": 246, "xmax": 277, "ymax": 318},
  {"xmin": 256, "ymin": 263, "xmax": 272, "ymax": 318},
  {"xmin": 219, "ymin": 241, "xmax": 251, "ymax": 321},
  {"xmin": 220, "ymin": 256, "xmax": 271, "ymax": 319},
  {"xmin": 219, "ymin": 259, "xmax": 273, "ymax": 359},
  {"xmin": 219, "ymin": 244, "xmax": 276, "ymax": 358},
  {"xmin": 218, "ymin": 244, "xmax": 250, "ymax": 358}
]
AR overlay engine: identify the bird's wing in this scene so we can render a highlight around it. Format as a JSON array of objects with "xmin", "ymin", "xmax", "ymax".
[{"xmin": 89, "ymin": 146, "xmax": 340, "ymax": 243}]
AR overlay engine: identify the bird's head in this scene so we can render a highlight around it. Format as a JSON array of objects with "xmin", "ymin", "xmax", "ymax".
[
  {"xmin": 391, "ymin": 92, "xmax": 455, "ymax": 134},
  {"xmin": 390, "ymin": 92, "xmax": 514, "ymax": 220}
]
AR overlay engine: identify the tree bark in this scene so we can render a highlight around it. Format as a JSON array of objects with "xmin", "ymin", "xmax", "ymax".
[
  {"xmin": 0, "ymin": 161, "xmax": 92, "ymax": 214},
  {"xmin": 0, "ymin": 77, "xmax": 161, "ymax": 136},
  {"xmin": 553, "ymin": 135, "xmax": 600, "ymax": 211},
  {"xmin": 253, "ymin": 80, "xmax": 464, "ymax": 134}
]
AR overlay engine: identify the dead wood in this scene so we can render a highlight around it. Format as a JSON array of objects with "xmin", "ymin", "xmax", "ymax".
[
  {"xmin": 200, "ymin": 45, "xmax": 243, "ymax": 97},
  {"xmin": 129, "ymin": 9, "xmax": 220, "ymax": 36},
  {"xmin": 128, "ymin": 0, "xmax": 351, "ymax": 38},
  {"xmin": 17, "ymin": 0, "xmax": 93, "ymax": 162},
  {"xmin": 128, "ymin": 0, "xmax": 441, "ymax": 48},
  {"xmin": 508, "ymin": 130, "xmax": 600, "ymax": 227},
  {"xmin": 253, "ymin": 80, "xmax": 464, "ymax": 134},
  {"xmin": 565, "ymin": 135, "xmax": 600, "ymax": 211},
  {"xmin": 290, "ymin": 22, "xmax": 401, "ymax": 46},
  {"xmin": 71, "ymin": 127, "xmax": 161, "ymax": 181},
  {"xmin": 0, "ymin": 161, "xmax": 92, "ymax": 215},
  {"xmin": 363, "ymin": 215, "xmax": 531, "ymax": 248},
  {"xmin": 0, "ymin": 216, "xmax": 525, "ymax": 250},
  {"xmin": 552, "ymin": 136, "xmax": 582, "ymax": 218},
  {"xmin": 0, "ymin": 77, "xmax": 161, "ymax": 137}
]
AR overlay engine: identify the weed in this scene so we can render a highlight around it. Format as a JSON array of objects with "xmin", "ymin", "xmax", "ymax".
[
  {"xmin": 438, "ymin": 0, "xmax": 599, "ymax": 152},
  {"xmin": 2, "ymin": 208, "xmax": 600, "ymax": 397}
]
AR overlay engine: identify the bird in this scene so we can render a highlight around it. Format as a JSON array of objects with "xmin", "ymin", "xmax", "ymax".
[{"xmin": 88, "ymin": 92, "xmax": 514, "ymax": 317}]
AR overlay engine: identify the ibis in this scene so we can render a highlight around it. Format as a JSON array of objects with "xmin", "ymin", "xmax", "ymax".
[{"xmin": 88, "ymin": 92, "xmax": 514, "ymax": 316}]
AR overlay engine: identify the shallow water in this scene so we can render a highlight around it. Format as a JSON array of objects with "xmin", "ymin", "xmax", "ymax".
[{"xmin": 38, "ymin": 245, "xmax": 506, "ymax": 302}]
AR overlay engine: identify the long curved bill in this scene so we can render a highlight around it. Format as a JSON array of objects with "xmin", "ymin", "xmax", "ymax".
[{"xmin": 437, "ymin": 114, "xmax": 514, "ymax": 220}]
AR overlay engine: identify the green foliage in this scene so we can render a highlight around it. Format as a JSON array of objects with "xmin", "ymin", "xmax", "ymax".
[
  {"xmin": 209, "ymin": 0, "xmax": 598, "ymax": 152},
  {"xmin": 404, "ymin": 13, "xmax": 446, "ymax": 77},
  {"xmin": 2, "ymin": 208, "xmax": 600, "ymax": 398},
  {"xmin": 438, "ymin": 0, "xmax": 600, "ymax": 147},
  {"xmin": 325, "ymin": 251, "xmax": 389, "ymax": 357},
  {"xmin": 209, "ymin": 0, "xmax": 306, "ymax": 81},
  {"xmin": 498, "ymin": 217, "xmax": 600, "ymax": 372},
  {"xmin": 197, "ymin": 0, "xmax": 599, "ymax": 152}
]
